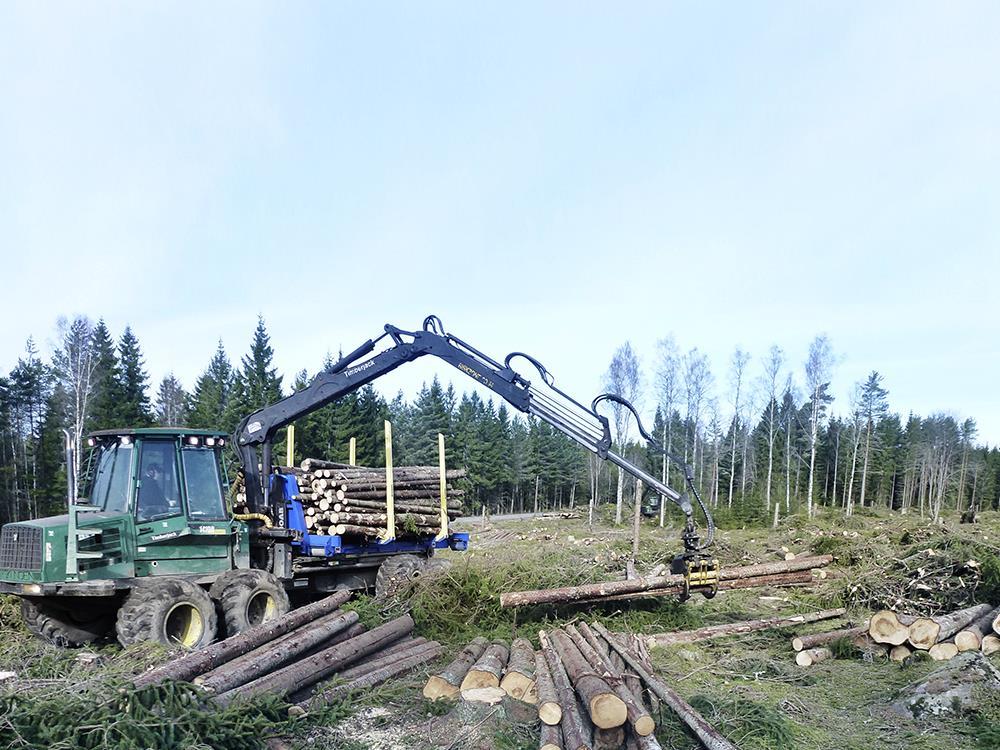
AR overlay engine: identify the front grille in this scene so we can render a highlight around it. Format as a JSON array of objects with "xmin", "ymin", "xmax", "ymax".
[{"xmin": 0, "ymin": 525, "xmax": 43, "ymax": 571}]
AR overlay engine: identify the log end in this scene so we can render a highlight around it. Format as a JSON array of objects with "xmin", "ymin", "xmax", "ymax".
[
  {"xmin": 634, "ymin": 713, "xmax": 656, "ymax": 737},
  {"xmin": 422, "ymin": 676, "xmax": 460, "ymax": 701},
  {"xmin": 538, "ymin": 701, "xmax": 562, "ymax": 726},
  {"xmin": 928, "ymin": 643, "xmax": 959, "ymax": 661},
  {"xmin": 869, "ymin": 611, "xmax": 908, "ymax": 645},
  {"xmin": 955, "ymin": 632, "xmax": 982, "ymax": 653},
  {"xmin": 908, "ymin": 618, "xmax": 941, "ymax": 651},
  {"xmin": 499, "ymin": 672, "xmax": 535, "ymax": 703},
  {"xmin": 460, "ymin": 670, "xmax": 500, "ymax": 692},
  {"xmin": 982, "ymin": 635, "xmax": 1000, "ymax": 655},
  {"xmin": 589, "ymin": 692, "xmax": 628, "ymax": 729},
  {"xmin": 791, "ymin": 637, "xmax": 805, "ymax": 652},
  {"xmin": 460, "ymin": 686, "xmax": 507, "ymax": 705},
  {"xmin": 889, "ymin": 645, "xmax": 912, "ymax": 662}
]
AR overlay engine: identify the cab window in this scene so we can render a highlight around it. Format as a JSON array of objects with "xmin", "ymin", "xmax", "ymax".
[
  {"xmin": 90, "ymin": 443, "xmax": 133, "ymax": 512},
  {"xmin": 182, "ymin": 448, "xmax": 227, "ymax": 521},
  {"xmin": 136, "ymin": 440, "xmax": 181, "ymax": 521}
]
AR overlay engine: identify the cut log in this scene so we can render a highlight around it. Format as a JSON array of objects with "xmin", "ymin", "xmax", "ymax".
[
  {"xmin": 869, "ymin": 611, "xmax": 913, "ymax": 646},
  {"xmin": 539, "ymin": 722, "xmax": 562, "ymax": 750},
  {"xmin": 890, "ymin": 644, "xmax": 912, "ymax": 662},
  {"xmin": 460, "ymin": 641, "xmax": 510, "ymax": 691},
  {"xmin": 795, "ymin": 647, "xmax": 833, "ymax": 667},
  {"xmin": 334, "ymin": 637, "xmax": 432, "ymax": 681},
  {"xmin": 131, "ymin": 590, "xmax": 351, "ymax": 688},
  {"xmin": 955, "ymin": 607, "xmax": 1000, "ymax": 652},
  {"xmin": 564, "ymin": 625, "xmax": 654, "ymax": 736},
  {"xmin": 196, "ymin": 609, "xmax": 359, "ymax": 694},
  {"xmin": 549, "ymin": 629, "xmax": 627, "ymax": 729},
  {"xmin": 534, "ymin": 650, "xmax": 562, "ymax": 726},
  {"xmin": 423, "ymin": 636, "xmax": 488, "ymax": 701},
  {"xmin": 539, "ymin": 630, "xmax": 591, "ymax": 750},
  {"xmin": 909, "ymin": 604, "xmax": 993, "ymax": 650},
  {"xmin": 647, "ymin": 608, "xmax": 846, "ymax": 648},
  {"xmin": 500, "ymin": 638, "xmax": 537, "ymax": 703},
  {"xmin": 791, "ymin": 622, "xmax": 868, "ymax": 652},
  {"xmin": 929, "ymin": 642, "xmax": 959, "ymax": 661},
  {"xmin": 214, "ymin": 614, "xmax": 413, "ymax": 706},
  {"xmin": 595, "ymin": 726, "xmax": 625, "ymax": 749},
  {"xmin": 499, "ymin": 556, "xmax": 833, "ymax": 608},
  {"xmin": 982, "ymin": 634, "xmax": 1000, "ymax": 655},
  {"xmin": 570, "ymin": 569, "xmax": 817, "ymax": 605},
  {"xmin": 461, "ymin": 686, "xmax": 508, "ymax": 704},
  {"xmin": 592, "ymin": 622, "xmax": 739, "ymax": 750},
  {"xmin": 301, "ymin": 641, "xmax": 443, "ymax": 709}
]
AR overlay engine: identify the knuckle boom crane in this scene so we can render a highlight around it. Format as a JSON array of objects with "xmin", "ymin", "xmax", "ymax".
[{"xmin": 236, "ymin": 315, "xmax": 718, "ymax": 598}]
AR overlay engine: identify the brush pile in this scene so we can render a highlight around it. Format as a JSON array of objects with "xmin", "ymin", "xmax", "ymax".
[
  {"xmin": 423, "ymin": 627, "xmax": 740, "ymax": 750},
  {"xmin": 132, "ymin": 591, "xmax": 443, "ymax": 711}
]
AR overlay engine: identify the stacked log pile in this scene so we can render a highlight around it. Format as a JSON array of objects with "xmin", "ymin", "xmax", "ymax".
[
  {"xmin": 499, "ymin": 555, "xmax": 834, "ymax": 608},
  {"xmin": 423, "ymin": 628, "xmax": 739, "ymax": 749},
  {"xmin": 131, "ymin": 590, "xmax": 443, "ymax": 710},
  {"xmin": 294, "ymin": 458, "xmax": 466, "ymax": 538},
  {"xmin": 859, "ymin": 603, "xmax": 1000, "ymax": 663}
]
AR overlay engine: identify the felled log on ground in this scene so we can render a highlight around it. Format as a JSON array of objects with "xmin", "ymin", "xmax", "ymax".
[
  {"xmin": 534, "ymin": 650, "xmax": 562, "ymax": 726},
  {"xmin": 499, "ymin": 556, "xmax": 833, "ymax": 608},
  {"xmin": 955, "ymin": 606, "xmax": 1000, "ymax": 652},
  {"xmin": 592, "ymin": 622, "xmax": 739, "ymax": 750},
  {"xmin": 791, "ymin": 621, "xmax": 868, "ymax": 652},
  {"xmin": 645, "ymin": 608, "xmax": 846, "ymax": 648},
  {"xmin": 869, "ymin": 610, "xmax": 920, "ymax": 646},
  {"xmin": 539, "ymin": 630, "xmax": 591, "ymax": 750},
  {"xmin": 132, "ymin": 590, "xmax": 352, "ymax": 688},
  {"xmin": 889, "ymin": 645, "xmax": 912, "ymax": 662},
  {"xmin": 795, "ymin": 647, "xmax": 833, "ymax": 667},
  {"xmin": 593, "ymin": 570, "xmax": 817, "ymax": 604},
  {"xmin": 908, "ymin": 603, "xmax": 994, "ymax": 650},
  {"xmin": 982, "ymin": 635, "xmax": 1000, "ymax": 655},
  {"xmin": 564, "ymin": 624, "xmax": 654, "ymax": 736},
  {"xmin": 500, "ymin": 638, "xmax": 538, "ymax": 703},
  {"xmin": 299, "ymin": 640, "xmax": 443, "ymax": 709},
  {"xmin": 460, "ymin": 641, "xmax": 510, "ymax": 691},
  {"xmin": 196, "ymin": 610, "xmax": 360, "ymax": 694},
  {"xmin": 539, "ymin": 722, "xmax": 562, "ymax": 750},
  {"xmin": 548, "ymin": 629, "xmax": 627, "ymax": 729},
  {"xmin": 214, "ymin": 614, "xmax": 413, "ymax": 707},
  {"xmin": 424, "ymin": 636, "xmax": 488, "ymax": 701},
  {"xmin": 928, "ymin": 642, "xmax": 960, "ymax": 661}
]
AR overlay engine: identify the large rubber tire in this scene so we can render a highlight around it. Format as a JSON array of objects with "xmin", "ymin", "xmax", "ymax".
[
  {"xmin": 116, "ymin": 578, "xmax": 217, "ymax": 649},
  {"xmin": 21, "ymin": 597, "xmax": 115, "ymax": 648},
  {"xmin": 375, "ymin": 554, "xmax": 426, "ymax": 598},
  {"xmin": 209, "ymin": 569, "xmax": 290, "ymax": 638}
]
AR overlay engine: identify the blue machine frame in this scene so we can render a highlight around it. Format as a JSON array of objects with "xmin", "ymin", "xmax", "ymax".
[{"xmin": 276, "ymin": 474, "xmax": 469, "ymax": 558}]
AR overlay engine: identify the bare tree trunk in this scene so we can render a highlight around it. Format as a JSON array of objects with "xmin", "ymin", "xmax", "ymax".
[
  {"xmin": 615, "ymin": 467, "xmax": 624, "ymax": 525},
  {"xmin": 632, "ymin": 478, "xmax": 642, "ymax": 558},
  {"xmin": 859, "ymin": 420, "xmax": 873, "ymax": 507}
]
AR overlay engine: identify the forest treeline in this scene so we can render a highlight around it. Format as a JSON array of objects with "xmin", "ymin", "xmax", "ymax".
[{"xmin": 1, "ymin": 316, "xmax": 997, "ymax": 527}]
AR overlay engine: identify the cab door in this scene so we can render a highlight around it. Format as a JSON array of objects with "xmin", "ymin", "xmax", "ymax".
[{"xmin": 133, "ymin": 439, "xmax": 192, "ymax": 570}]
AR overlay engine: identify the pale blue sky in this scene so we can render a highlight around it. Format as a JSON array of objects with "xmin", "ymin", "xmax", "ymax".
[{"xmin": 1, "ymin": 3, "xmax": 998, "ymax": 440}]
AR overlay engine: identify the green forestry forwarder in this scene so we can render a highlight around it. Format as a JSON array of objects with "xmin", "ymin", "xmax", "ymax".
[{"xmin": 0, "ymin": 315, "xmax": 717, "ymax": 649}]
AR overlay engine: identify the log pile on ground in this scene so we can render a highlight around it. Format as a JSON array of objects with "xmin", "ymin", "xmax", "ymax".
[
  {"xmin": 130, "ymin": 590, "xmax": 443, "ymax": 712},
  {"xmin": 861, "ymin": 603, "xmax": 1000, "ymax": 663},
  {"xmin": 499, "ymin": 555, "xmax": 834, "ymax": 608},
  {"xmin": 234, "ymin": 458, "xmax": 466, "ymax": 539},
  {"xmin": 424, "ymin": 627, "xmax": 739, "ymax": 749}
]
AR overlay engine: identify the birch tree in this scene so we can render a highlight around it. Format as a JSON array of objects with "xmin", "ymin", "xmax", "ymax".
[
  {"xmin": 803, "ymin": 335, "xmax": 834, "ymax": 518},
  {"xmin": 603, "ymin": 342, "xmax": 641, "ymax": 525},
  {"xmin": 726, "ymin": 348, "xmax": 750, "ymax": 507},
  {"xmin": 760, "ymin": 346, "xmax": 783, "ymax": 512},
  {"xmin": 682, "ymin": 349, "xmax": 712, "ymax": 499},
  {"xmin": 654, "ymin": 336, "xmax": 680, "ymax": 527},
  {"xmin": 52, "ymin": 316, "xmax": 97, "ymax": 481}
]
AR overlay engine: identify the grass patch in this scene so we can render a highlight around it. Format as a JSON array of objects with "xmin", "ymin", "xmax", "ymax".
[{"xmin": 688, "ymin": 694, "xmax": 796, "ymax": 750}]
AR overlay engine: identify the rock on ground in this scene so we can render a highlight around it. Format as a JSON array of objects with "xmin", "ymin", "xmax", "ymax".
[{"xmin": 890, "ymin": 651, "xmax": 1000, "ymax": 719}]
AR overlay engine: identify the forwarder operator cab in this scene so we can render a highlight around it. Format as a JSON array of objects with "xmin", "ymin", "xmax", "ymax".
[{"xmin": 85, "ymin": 429, "xmax": 230, "ymax": 523}]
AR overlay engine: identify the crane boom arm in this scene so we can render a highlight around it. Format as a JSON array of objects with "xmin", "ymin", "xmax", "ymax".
[{"xmin": 234, "ymin": 316, "xmax": 713, "ymax": 575}]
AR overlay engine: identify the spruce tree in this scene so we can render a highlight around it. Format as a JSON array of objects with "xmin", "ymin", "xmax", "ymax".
[
  {"xmin": 88, "ymin": 320, "xmax": 119, "ymax": 431},
  {"xmin": 241, "ymin": 316, "xmax": 283, "ymax": 410},
  {"xmin": 114, "ymin": 327, "xmax": 152, "ymax": 427},
  {"xmin": 188, "ymin": 341, "xmax": 235, "ymax": 430},
  {"xmin": 155, "ymin": 374, "xmax": 189, "ymax": 426},
  {"xmin": 409, "ymin": 377, "xmax": 451, "ymax": 464}
]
